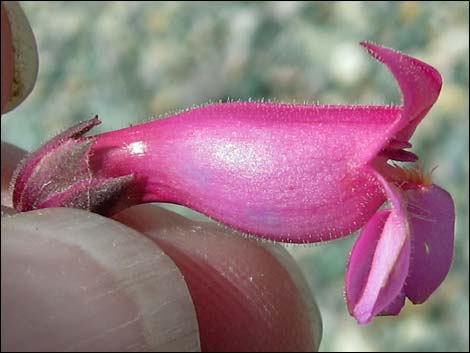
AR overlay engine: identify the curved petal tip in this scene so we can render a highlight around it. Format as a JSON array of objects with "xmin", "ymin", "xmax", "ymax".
[{"xmin": 360, "ymin": 41, "xmax": 442, "ymax": 141}]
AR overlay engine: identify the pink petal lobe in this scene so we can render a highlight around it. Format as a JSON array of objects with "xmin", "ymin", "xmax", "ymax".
[
  {"xmin": 89, "ymin": 103, "xmax": 399, "ymax": 242},
  {"xmin": 346, "ymin": 210, "xmax": 389, "ymax": 314},
  {"xmin": 404, "ymin": 185, "xmax": 455, "ymax": 303},
  {"xmin": 361, "ymin": 42, "xmax": 442, "ymax": 141},
  {"xmin": 346, "ymin": 176, "xmax": 410, "ymax": 324},
  {"xmin": 379, "ymin": 291, "xmax": 406, "ymax": 316}
]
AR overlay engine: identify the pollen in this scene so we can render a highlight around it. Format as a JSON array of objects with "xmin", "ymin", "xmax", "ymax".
[{"xmin": 389, "ymin": 164, "xmax": 433, "ymax": 189}]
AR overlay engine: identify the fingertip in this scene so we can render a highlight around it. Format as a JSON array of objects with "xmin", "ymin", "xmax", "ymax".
[
  {"xmin": 1, "ymin": 208, "xmax": 200, "ymax": 351},
  {"xmin": 116, "ymin": 204, "xmax": 322, "ymax": 352}
]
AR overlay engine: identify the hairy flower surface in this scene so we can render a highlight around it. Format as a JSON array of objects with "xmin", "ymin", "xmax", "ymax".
[{"xmin": 12, "ymin": 42, "xmax": 455, "ymax": 323}]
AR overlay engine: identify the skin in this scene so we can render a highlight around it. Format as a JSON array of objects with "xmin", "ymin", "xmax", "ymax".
[
  {"xmin": 1, "ymin": 4, "xmax": 14, "ymax": 112},
  {"xmin": 1, "ymin": 3, "xmax": 321, "ymax": 351}
]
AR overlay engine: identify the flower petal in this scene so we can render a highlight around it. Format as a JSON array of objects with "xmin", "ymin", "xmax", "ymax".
[
  {"xmin": 361, "ymin": 42, "xmax": 442, "ymax": 141},
  {"xmin": 404, "ymin": 185, "xmax": 455, "ymax": 303},
  {"xmin": 379, "ymin": 291, "xmax": 406, "ymax": 316},
  {"xmin": 346, "ymin": 175, "xmax": 410, "ymax": 324},
  {"xmin": 346, "ymin": 209, "xmax": 410, "ymax": 324},
  {"xmin": 89, "ymin": 103, "xmax": 396, "ymax": 242},
  {"xmin": 346, "ymin": 210, "xmax": 389, "ymax": 314},
  {"xmin": 12, "ymin": 43, "xmax": 444, "ymax": 245}
]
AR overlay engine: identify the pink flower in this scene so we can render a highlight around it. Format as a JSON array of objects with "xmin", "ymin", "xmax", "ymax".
[{"xmin": 12, "ymin": 42, "xmax": 455, "ymax": 324}]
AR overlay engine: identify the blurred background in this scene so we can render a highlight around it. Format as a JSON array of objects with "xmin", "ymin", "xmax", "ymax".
[{"xmin": 1, "ymin": 1, "xmax": 468, "ymax": 351}]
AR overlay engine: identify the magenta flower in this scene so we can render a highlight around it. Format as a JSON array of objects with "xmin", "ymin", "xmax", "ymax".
[{"xmin": 12, "ymin": 42, "xmax": 454, "ymax": 324}]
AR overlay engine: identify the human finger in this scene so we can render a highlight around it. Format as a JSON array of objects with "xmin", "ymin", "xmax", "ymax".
[
  {"xmin": 116, "ymin": 205, "xmax": 322, "ymax": 352},
  {"xmin": 1, "ymin": 208, "xmax": 200, "ymax": 351}
]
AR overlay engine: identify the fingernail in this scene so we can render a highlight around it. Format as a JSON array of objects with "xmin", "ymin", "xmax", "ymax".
[
  {"xmin": 1, "ymin": 1, "xmax": 38, "ymax": 114},
  {"xmin": 1, "ymin": 208, "xmax": 200, "ymax": 351}
]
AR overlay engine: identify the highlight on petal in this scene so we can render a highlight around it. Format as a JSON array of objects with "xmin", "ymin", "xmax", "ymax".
[
  {"xmin": 346, "ymin": 175, "xmax": 410, "ymax": 324},
  {"xmin": 361, "ymin": 42, "xmax": 442, "ymax": 141},
  {"xmin": 404, "ymin": 184, "xmax": 455, "ymax": 303}
]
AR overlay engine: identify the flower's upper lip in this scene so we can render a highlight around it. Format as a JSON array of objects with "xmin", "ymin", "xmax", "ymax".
[
  {"xmin": 360, "ymin": 42, "xmax": 442, "ymax": 144},
  {"xmin": 97, "ymin": 42, "xmax": 441, "ymax": 168}
]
